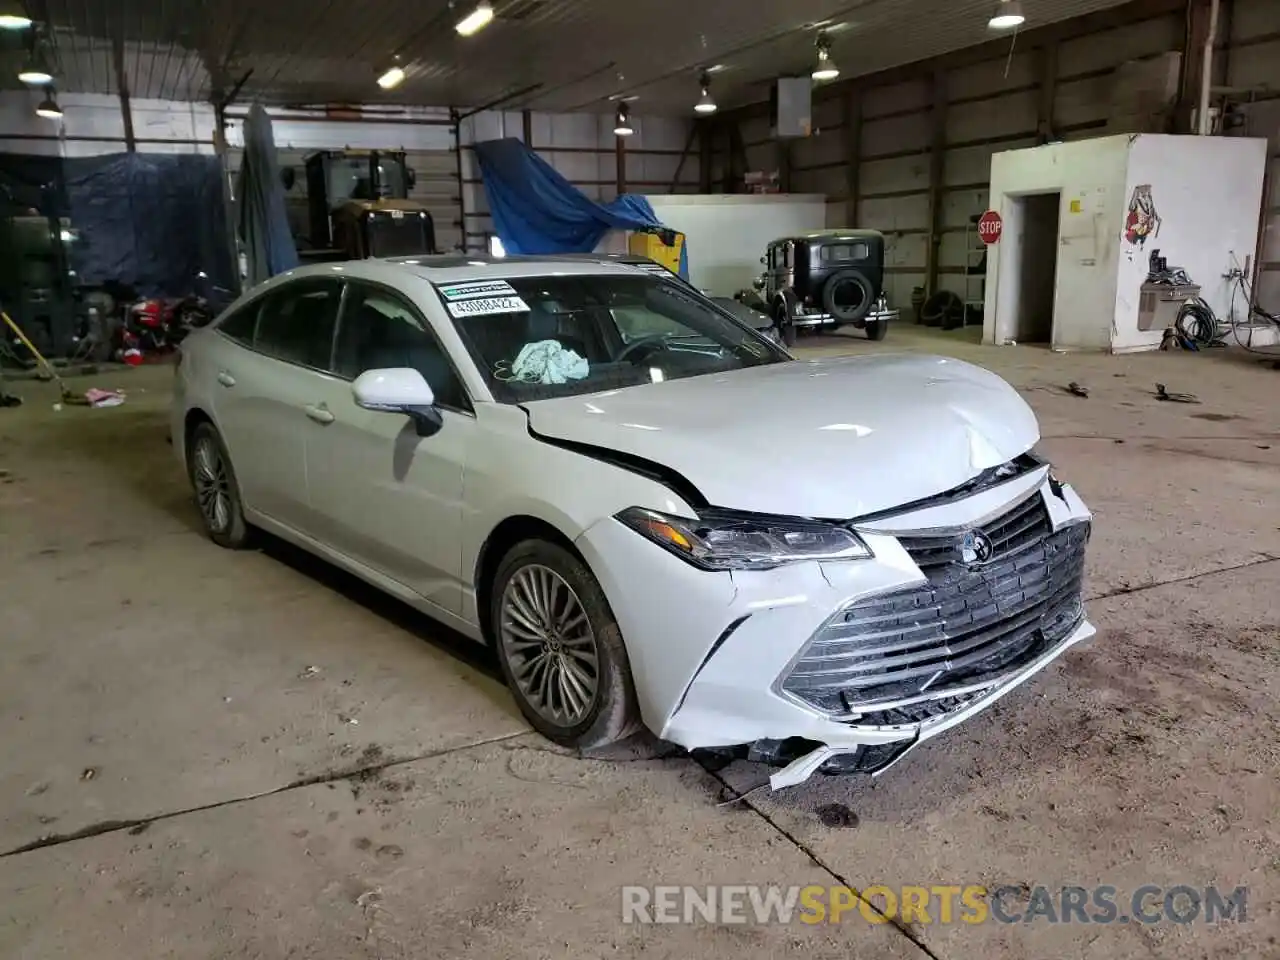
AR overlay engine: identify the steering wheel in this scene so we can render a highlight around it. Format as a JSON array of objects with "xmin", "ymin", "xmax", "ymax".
[{"xmin": 614, "ymin": 333, "xmax": 672, "ymax": 364}]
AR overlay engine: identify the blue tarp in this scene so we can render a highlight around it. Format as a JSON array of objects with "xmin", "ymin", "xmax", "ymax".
[
  {"xmin": 63, "ymin": 153, "xmax": 236, "ymax": 298},
  {"xmin": 473, "ymin": 137, "xmax": 688, "ymax": 278}
]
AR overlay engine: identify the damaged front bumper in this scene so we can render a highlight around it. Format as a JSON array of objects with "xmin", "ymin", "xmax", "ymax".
[
  {"xmin": 759, "ymin": 616, "xmax": 1094, "ymax": 789},
  {"xmin": 575, "ymin": 464, "xmax": 1094, "ymax": 791}
]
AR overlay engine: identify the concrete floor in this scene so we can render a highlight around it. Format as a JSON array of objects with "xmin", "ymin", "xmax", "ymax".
[{"xmin": 1, "ymin": 326, "xmax": 1277, "ymax": 959}]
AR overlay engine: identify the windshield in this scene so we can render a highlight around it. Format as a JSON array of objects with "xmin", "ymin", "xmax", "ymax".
[
  {"xmin": 326, "ymin": 156, "xmax": 407, "ymax": 205},
  {"xmin": 436, "ymin": 274, "xmax": 787, "ymax": 403}
]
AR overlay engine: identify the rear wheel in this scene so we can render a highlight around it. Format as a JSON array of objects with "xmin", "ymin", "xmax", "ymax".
[
  {"xmin": 188, "ymin": 421, "xmax": 251, "ymax": 549},
  {"xmin": 865, "ymin": 318, "xmax": 888, "ymax": 341},
  {"xmin": 491, "ymin": 540, "xmax": 640, "ymax": 749}
]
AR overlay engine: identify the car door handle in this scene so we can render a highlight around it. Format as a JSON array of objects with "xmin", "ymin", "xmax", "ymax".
[
  {"xmin": 216, "ymin": 371, "xmax": 236, "ymax": 387},
  {"xmin": 304, "ymin": 403, "xmax": 335, "ymax": 425}
]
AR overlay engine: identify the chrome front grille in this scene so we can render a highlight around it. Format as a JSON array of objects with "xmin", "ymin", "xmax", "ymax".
[
  {"xmin": 781, "ymin": 493, "xmax": 1088, "ymax": 716},
  {"xmin": 897, "ymin": 489, "xmax": 1051, "ymax": 575}
]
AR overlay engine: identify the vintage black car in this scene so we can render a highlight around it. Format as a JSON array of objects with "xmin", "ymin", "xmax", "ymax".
[{"xmin": 756, "ymin": 229, "xmax": 897, "ymax": 345}]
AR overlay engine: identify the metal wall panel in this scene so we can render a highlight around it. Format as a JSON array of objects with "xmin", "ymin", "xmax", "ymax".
[
  {"xmin": 864, "ymin": 80, "xmax": 932, "ymax": 119},
  {"xmin": 858, "ymin": 158, "xmax": 923, "ymax": 199},
  {"xmin": 792, "ymin": 163, "xmax": 846, "ymax": 198},
  {"xmin": 863, "ymin": 112, "xmax": 932, "ymax": 158},
  {"xmin": 946, "ymin": 90, "xmax": 1040, "ymax": 143},
  {"xmin": 948, "ymin": 53, "xmax": 1039, "ymax": 99},
  {"xmin": 1056, "ymin": 16, "xmax": 1182, "ymax": 74},
  {"xmin": 1054, "ymin": 75, "xmax": 1115, "ymax": 126},
  {"xmin": 793, "ymin": 128, "xmax": 845, "ymax": 172},
  {"xmin": 860, "ymin": 193, "xmax": 931, "ymax": 232}
]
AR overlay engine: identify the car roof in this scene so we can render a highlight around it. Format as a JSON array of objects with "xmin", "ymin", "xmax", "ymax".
[
  {"xmin": 771, "ymin": 229, "xmax": 884, "ymax": 243},
  {"xmin": 269, "ymin": 254, "xmax": 648, "ymax": 287}
]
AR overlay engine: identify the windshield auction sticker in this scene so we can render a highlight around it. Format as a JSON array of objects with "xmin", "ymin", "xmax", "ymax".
[{"xmin": 437, "ymin": 280, "xmax": 531, "ymax": 318}]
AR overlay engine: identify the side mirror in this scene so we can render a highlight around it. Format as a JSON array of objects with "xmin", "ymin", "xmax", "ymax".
[
  {"xmin": 352, "ymin": 367, "xmax": 443, "ymax": 436},
  {"xmin": 406, "ymin": 168, "xmax": 417, "ymax": 190},
  {"xmin": 759, "ymin": 256, "xmax": 767, "ymax": 265}
]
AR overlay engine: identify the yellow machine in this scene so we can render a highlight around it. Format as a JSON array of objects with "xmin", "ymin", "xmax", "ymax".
[{"xmin": 628, "ymin": 230, "xmax": 685, "ymax": 275}]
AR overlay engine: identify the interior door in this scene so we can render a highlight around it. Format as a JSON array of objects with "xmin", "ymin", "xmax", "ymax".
[
  {"xmin": 304, "ymin": 281, "xmax": 471, "ymax": 614},
  {"xmin": 210, "ymin": 279, "xmax": 343, "ymax": 531}
]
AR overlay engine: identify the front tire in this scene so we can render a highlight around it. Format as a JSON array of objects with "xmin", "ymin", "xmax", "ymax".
[
  {"xmin": 188, "ymin": 422, "xmax": 251, "ymax": 549},
  {"xmin": 491, "ymin": 540, "xmax": 640, "ymax": 749},
  {"xmin": 865, "ymin": 318, "xmax": 888, "ymax": 341}
]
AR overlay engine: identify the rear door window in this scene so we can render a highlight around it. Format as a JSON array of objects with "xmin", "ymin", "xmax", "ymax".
[
  {"xmin": 215, "ymin": 300, "xmax": 261, "ymax": 344},
  {"xmin": 254, "ymin": 279, "xmax": 344, "ymax": 370}
]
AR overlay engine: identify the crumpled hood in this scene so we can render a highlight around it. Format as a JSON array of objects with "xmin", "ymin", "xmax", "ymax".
[{"xmin": 522, "ymin": 354, "xmax": 1040, "ymax": 519}]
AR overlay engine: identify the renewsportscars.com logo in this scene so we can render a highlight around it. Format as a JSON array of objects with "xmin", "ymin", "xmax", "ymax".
[{"xmin": 621, "ymin": 884, "xmax": 1249, "ymax": 926}]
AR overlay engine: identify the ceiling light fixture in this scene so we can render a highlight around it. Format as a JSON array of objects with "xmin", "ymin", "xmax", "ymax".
[
  {"xmin": 613, "ymin": 102, "xmax": 633, "ymax": 137},
  {"xmin": 376, "ymin": 57, "xmax": 405, "ymax": 90},
  {"xmin": 694, "ymin": 72, "xmax": 717, "ymax": 114},
  {"xmin": 455, "ymin": 0, "xmax": 495, "ymax": 37},
  {"xmin": 988, "ymin": 0, "xmax": 1026, "ymax": 29},
  {"xmin": 812, "ymin": 35, "xmax": 840, "ymax": 82},
  {"xmin": 0, "ymin": 0, "xmax": 31, "ymax": 30},
  {"xmin": 35, "ymin": 88, "xmax": 62, "ymax": 119},
  {"xmin": 18, "ymin": 44, "xmax": 53, "ymax": 85}
]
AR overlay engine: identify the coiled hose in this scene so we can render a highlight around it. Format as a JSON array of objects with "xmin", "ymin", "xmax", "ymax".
[{"xmin": 1175, "ymin": 297, "xmax": 1224, "ymax": 348}]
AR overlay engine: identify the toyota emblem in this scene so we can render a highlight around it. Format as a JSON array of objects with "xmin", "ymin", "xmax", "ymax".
[{"xmin": 961, "ymin": 531, "xmax": 995, "ymax": 565}]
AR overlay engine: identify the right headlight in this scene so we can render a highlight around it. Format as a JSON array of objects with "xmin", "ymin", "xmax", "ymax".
[{"xmin": 616, "ymin": 506, "xmax": 872, "ymax": 571}]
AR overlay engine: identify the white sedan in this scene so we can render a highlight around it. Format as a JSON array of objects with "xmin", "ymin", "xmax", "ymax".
[{"xmin": 172, "ymin": 256, "xmax": 1094, "ymax": 789}]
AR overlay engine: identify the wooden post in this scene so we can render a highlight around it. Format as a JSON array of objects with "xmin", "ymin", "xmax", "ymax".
[
  {"xmin": 451, "ymin": 109, "xmax": 466, "ymax": 252},
  {"xmin": 843, "ymin": 87, "xmax": 862, "ymax": 225},
  {"xmin": 777, "ymin": 138, "xmax": 792, "ymax": 193},
  {"xmin": 728, "ymin": 123, "xmax": 748, "ymax": 193},
  {"xmin": 111, "ymin": 34, "xmax": 136, "ymax": 151},
  {"xmin": 211, "ymin": 102, "xmax": 240, "ymax": 293},
  {"xmin": 924, "ymin": 70, "xmax": 948, "ymax": 295},
  {"xmin": 615, "ymin": 133, "xmax": 626, "ymax": 196},
  {"xmin": 698, "ymin": 119, "xmax": 713, "ymax": 193},
  {"xmin": 1177, "ymin": 0, "xmax": 1213, "ymax": 133},
  {"xmin": 1037, "ymin": 43, "xmax": 1059, "ymax": 143},
  {"xmin": 1216, "ymin": 0, "xmax": 1234, "ymax": 89},
  {"xmin": 668, "ymin": 121, "xmax": 699, "ymax": 193}
]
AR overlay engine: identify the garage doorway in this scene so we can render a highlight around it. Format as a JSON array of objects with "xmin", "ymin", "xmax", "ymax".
[{"xmin": 1006, "ymin": 192, "xmax": 1061, "ymax": 345}]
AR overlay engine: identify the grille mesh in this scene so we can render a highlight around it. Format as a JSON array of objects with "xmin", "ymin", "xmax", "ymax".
[{"xmin": 782, "ymin": 493, "xmax": 1088, "ymax": 716}]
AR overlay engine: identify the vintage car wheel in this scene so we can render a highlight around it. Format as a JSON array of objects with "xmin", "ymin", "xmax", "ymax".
[
  {"xmin": 822, "ymin": 269, "xmax": 874, "ymax": 323},
  {"xmin": 865, "ymin": 318, "xmax": 888, "ymax": 341}
]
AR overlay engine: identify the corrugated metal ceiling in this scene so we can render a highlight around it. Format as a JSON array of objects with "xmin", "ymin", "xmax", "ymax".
[{"xmin": 13, "ymin": 0, "xmax": 1148, "ymax": 112}]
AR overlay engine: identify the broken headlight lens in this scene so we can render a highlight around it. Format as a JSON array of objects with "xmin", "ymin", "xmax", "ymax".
[{"xmin": 617, "ymin": 507, "xmax": 872, "ymax": 571}]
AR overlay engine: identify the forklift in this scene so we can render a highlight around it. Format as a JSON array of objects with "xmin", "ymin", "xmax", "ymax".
[
  {"xmin": 0, "ymin": 187, "xmax": 81, "ymax": 360},
  {"xmin": 301, "ymin": 150, "xmax": 436, "ymax": 262}
]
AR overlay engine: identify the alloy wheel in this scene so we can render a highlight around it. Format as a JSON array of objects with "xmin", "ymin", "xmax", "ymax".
[
  {"xmin": 499, "ymin": 564, "xmax": 600, "ymax": 727},
  {"xmin": 192, "ymin": 436, "xmax": 232, "ymax": 534}
]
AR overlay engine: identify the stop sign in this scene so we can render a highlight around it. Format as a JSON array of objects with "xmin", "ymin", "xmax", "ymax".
[{"xmin": 978, "ymin": 210, "xmax": 1002, "ymax": 245}]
